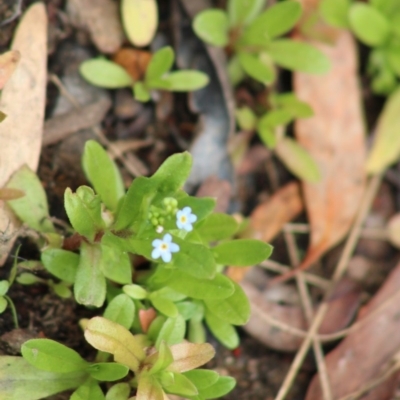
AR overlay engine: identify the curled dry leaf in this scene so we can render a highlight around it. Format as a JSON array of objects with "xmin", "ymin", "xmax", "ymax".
[
  {"xmin": 168, "ymin": 342, "xmax": 215, "ymax": 373},
  {"xmin": 242, "ymin": 273, "xmax": 361, "ymax": 352},
  {"xmin": 67, "ymin": 0, "xmax": 124, "ymax": 54},
  {"xmin": 112, "ymin": 48, "xmax": 152, "ymax": 81},
  {"xmin": 291, "ymin": 31, "xmax": 366, "ymax": 277},
  {"xmin": 0, "ymin": 50, "xmax": 20, "ymax": 90},
  {"xmin": 306, "ymin": 261, "xmax": 400, "ymax": 400},
  {"xmin": 0, "ymin": 3, "xmax": 47, "ymax": 264}
]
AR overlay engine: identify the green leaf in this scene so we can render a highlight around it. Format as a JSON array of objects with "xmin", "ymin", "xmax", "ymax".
[
  {"xmin": 41, "ymin": 249, "xmax": 79, "ymax": 284},
  {"xmin": 235, "ymin": 106, "xmax": 257, "ymax": 131},
  {"xmin": 0, "ymin": 296, "xmax": 7, "ymax": 313},
  {"xmin": 100, "ymin": 244, "xmax": 132, "ymax": 284},
  {"xmin": 16, "ymin": 273, "xmax": 42, "ymax": 285},
  {"xmin": 228, "ymin": 55, "xmax": 245, "ymax": 85},
  {"xmin": 193, "ymin": 9, "xmax": 229, "ymax": 47},
  {"xmin": 258, "ymin": 124, "xmax": 277, "ymax": 148},
  {"xmin": 159, "ymin": 71, "xmax": 209, "ymax": 92},
  {"xmin": 275, "ymin": 137, "xmax": 321, "ymax": 182},
  {"xmin": 115, "ymin": 153, "xmax": 192, "ymax": 230},
  {"xmin": 6, "ymin": 165, "xmax": 54, "ymax": 233},
  {"xmin": 121, "ymin": 0, "xmax": 158, "ymax": 47},
  {"xmin": 53, "ymin": 282, "xmax": 72, "ymax": 299},
  {"xmin": 21, "ymin": 339, "xmax": 88, "ymax": 373},
  {"xmin": 227, "ymin": 0, "xmax": 266, "ymax": 27},
  {"xmin": 238, "ymin": 52, "xmax": 275, "ymax": 84},
  {"xmin": 366, "ymin": 87, "xmax": 400, "ymax": 173},
  {"xmin": 387, "ymin": 47, "xmax": 400, "ymax": 76},
  {"xmin": 175, "ymin": 301, "xmax": 199, "ymax": 320},
  {"xmin": 64, "ymin": 187, "xmax": 103, "ymax": 240},
  {"xmin": 71, "ymin": 378, "xmax": 105, "ymax": 400},
  {"xmin": 199, "ymin": 376, "xmax": 236, "ymax": 399},
  {"xmin": 205, "ymin": 312, "xmax": 239, "ymax": 349},
  {"xmin": 177, "ymin": 196, "xmax": 216, "ymax": 223},
  {"xmin": 245, "ymin": 1, "xmax": 302, "ymax": 41},
  {"xmin": 0, "ymin": 280, "xmax": 9, "ymax": 296},
  {"xmin": 204, "ymin": 282, "xmax": 250, "ymax": 325},
  {"xmin": 269, "ymin": 39, "xmax": 330, "ymax": 74},
  {"xmin": 84, "ymin": 317, "xmax": 146, "ymax": 373},
  {"xmin": 196, "ymin": 213, "xmax": 239, "ymax": 242},
  {"xmin": 123, "ymin": 284, "xmax": 148, "ymax": 300},
  {"xmin": 163, "ymin": 372, "xmax": 198, "ymax": 397},
  {"xmin": 0, "ymin": 356, "xmax": 87, "ymax": 400},
  {"xmin": 272, "ymin": 92, "xmax": 314, "ymax": 118},
  {"xmin": 172, "ymin": 238, "xmax": 216, "ymax": 279},
  {"xmin": 212, "ymin": 239, "xmax": 273, "ymax": 266},
  {"xmin": 156, "ymin": 315, "xmax": 186, "ymax": 347},
  {"xmin": 145, "ymin": 47, "xmax": 174, "ymax": 81},
  {"xmin": 134, "ymin": 81, "xmax": 151, "ymax": 102},
  {"xmin": 150, "ymin": 287, "xmax": 186, "ymax": 302},
  {"xmin": 258, "ymin": 109, "xmax": 293, "ymax": 128},
  {"xmin": 74, "ymin": 242, "xmax": 106, "ymax": 307},
  {"xmin": 349, "ymin": 3, "xmax": 390, "ymax": 46},
  {"xmin": 104, "ymin": 294, "xmax": 135, "ymax": 330},
  {"xmin": 88, "ymin": 363, "xmax": 129, "ymax": 382},
  {"xmin": 320, "ymin": 0, "xmax": 350, "ymax": 28},
  {"xmin": 82, "ymin": 140, "xmax": 125, "ymax": 212},
  {"xmin": 150, "ymin": 296, "xmax": 179, "ymax": 318},
  {"xmin": 148, "ymin": 341, "xmax": 174, "ymax": 374},
  {"xmin": 166, "ymin": 271, "xmax": 234, "ymax": 299},
  {"xmin": 371, "ymin": 0, "xmax": 400, "ymax": 17},
  {"xmin": 105, "ymin": 383, "xmax": 130, "ymax": 400},
  {"xmin": 80, "ymin": 59, "xmax": 133, "ymax": 88},
  {"xmin": 183, "ymin": 369, "xmax": 219, "ymax": 390}
]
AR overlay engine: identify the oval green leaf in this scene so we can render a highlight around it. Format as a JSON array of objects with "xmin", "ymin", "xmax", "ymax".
[
  {"xmin": 104, "ymin": 294, "xmax": 135, "ymax": 330},
  {"xmin": 269, "ymin": 39, "xmax": 330, "ymax": 74},
  {"xmin": 205, "ymin": 312, "xmax": 239, "ymax": 349},
  {"xmin": 238, "ymin": 52, "xmax": 275, "ymax": 84},
  {"xmin": 41, "ymin": 248, "xmax": 79, "ymax": 284},
  {"xmin": 159, "ymin": 71, "xmax": 209, "ymax": 92},
  {"xmin": 275, "ymin": 137, "xmax": 321, "ymax": 182},
  {"xmin": 88, "ymin": 363, "xmax": 129, "ymax": 382},
  {"xmin": 145, "ymin": 46, "xmax": 174, "ymax": 81},
  {"xmin": 193, "ymin": 9, "xmax": 229, "ymax": 47},
  {"xmin": 349, "ymin": 3, "xmax": 390, "ymax": 46},
  {"xmin": 80, "ymin": 59, "xmax": 133, "ymax": 88}
]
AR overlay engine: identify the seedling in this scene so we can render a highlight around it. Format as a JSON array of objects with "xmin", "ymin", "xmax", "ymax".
[
  {"xmin": 236, "ymin": 92, "xmax": 320, "ymax": 182},
  {"xmin": 2, "ymin": 140, "xmax": 273, "ymax": 399},
  {"xmin": 320, "ymin": 0, "xmax": 400, "ymax": 94},
  {"xmin": 80, "ymin": 46, "xmax": 209, "ymax": 102},
  {"xmin": 193, "ymin": 0, "xmax": 330, "ymax": 85}
]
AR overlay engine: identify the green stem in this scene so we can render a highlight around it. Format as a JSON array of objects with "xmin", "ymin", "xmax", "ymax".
[{"xmin": 4, "ymin": 295, "xmax": 19, "ymax": 329}]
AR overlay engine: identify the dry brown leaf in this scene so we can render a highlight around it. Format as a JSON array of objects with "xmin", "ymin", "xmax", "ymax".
[
  {"xmin": 249, "ymin": 182, "xmax": 304, "ymax": 242},
  {"xmin": 0, "ymin": 50, "xmax": 20, "ymax": 90},
  {"xmin": 291, "ymin": 31, "xmax": 366, "ymax": 276},
  {"xmin": 112, "ymin": 48, "xmax": 152, "ymax": 81},
  {"xmin": 0, "ymin": 3, "xmax": 47, "ymax": 263},
  {"xmin": 306, "ymin": 261, "xmax": 400, "ymax": 400},
  {"xmin": 67, "ymin": 0, "xmax": 124, "ymax": 54}
]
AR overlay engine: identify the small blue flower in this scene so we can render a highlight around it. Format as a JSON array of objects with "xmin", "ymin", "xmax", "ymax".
[
  {"xmin": 151, "ymin": 233, "xmax": 179, "ymax": 263},
  {"xmin": 176, "ymin": 207, "xmax": 197, "ymax": 232}
]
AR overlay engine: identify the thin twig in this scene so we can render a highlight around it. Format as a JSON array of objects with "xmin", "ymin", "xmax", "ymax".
[
  {"xmin": 260, "ymin": 260, "xmax": 330, "ymax": 290},
  {"xmin": 284, "ymin": 230, "xmax": 333, "ymax": 400},
  {"xmin": 48, "ymin": 74, "xmax": 147, "ymax": 177},
  {"xmin": 274, "ymin": 174, "xmax": 383, "ymax": 400}
]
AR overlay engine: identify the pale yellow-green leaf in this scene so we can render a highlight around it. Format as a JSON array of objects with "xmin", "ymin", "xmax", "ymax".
[
  {"xmin": 167, "ymin": 342, "xmax": 215, "ymax": 373},
  {"xmin": 275, "ymin": 138, "xmax": 321, "ymax": 182},
  {"xmin": 136, "ymin": 375, "xmax": 164, "ymax": 400},
  {"xmin": 121, "ymin": 0, "xmax": 158, "ymax": 47},
  {"xmin": 366, "ymin": 88, "xmax": 400, "ymax": 174},
  {"xmin": 84, "ymin": 317, "xmax": 146, "ymax": 372}
]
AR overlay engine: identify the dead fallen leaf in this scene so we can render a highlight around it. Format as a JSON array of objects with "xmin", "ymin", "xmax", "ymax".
[
  {"xmin": 306, "ymin": 261, "xmax": 400, "ymax": 400},
  {"xmin": 67, "ymin": 0, "xmax": 124, "ymax": 54},
  {"xmin": 112, "ymin": 48, "xmax": 152, "ymax": 81},
  {"xmin": 0, "ymin": 188, "xmax": 24, "ymax": 201},
  {"xmin": 248, "ymin": 182, "xmax": 304, "ymax": 243},
  {"xmin": 291, "ymin": 31, "xmax": 366, "ymax": 277},
  {"xmin": 43, "ymin": 97, "xmax": 111, "ymax": 146},
  {"xmin": 0, "ymin": 50, "xmax": 20, "ymax": 90},
  {"xmin": 0, "ymin": 3, "xmax": 47, "ymax": 263},
  {"xmin": 196, "ymin": 176, "xmax": 232, "ymax": 214}
]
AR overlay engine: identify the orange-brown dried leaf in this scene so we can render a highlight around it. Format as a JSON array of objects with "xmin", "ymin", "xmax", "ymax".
[
  {"xmin": 0, "ymin": 188, "xmax": 24, "ymax": 201},
  {"xmin": 113, "ymin": 48, "xmax": 152, "ymax": 81},
  {"xmin": 306, "ymin": 261, "xmax": 400, "ymax": 399},
  {"xmin": 292, "ymin": 31, "xmax": 366, "ymax": 275}
]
